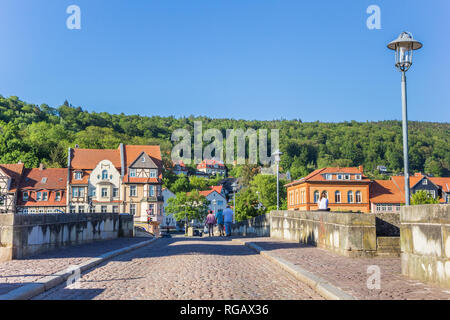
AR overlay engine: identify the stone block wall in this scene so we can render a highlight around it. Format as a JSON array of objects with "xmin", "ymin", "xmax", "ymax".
[
  {"xmin": 375, "ymin": 213, "xmax": 400, "ymax": 237},
  {"xmin": 0, "ymin": 213, "xmax": 134, "ymax": 261},
  {"xmin": 400, "ymin": 204, "xmax": 450, "ymax": 288},
  {"xmin": 270, "ymin": 210, "xmax": 377, "ymax": 257},
  {"xmin": 231, "ymin": 214, "xmax": 270, "ymax": 237}
]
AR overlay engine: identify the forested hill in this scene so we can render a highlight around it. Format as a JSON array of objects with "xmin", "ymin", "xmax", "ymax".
[{"xmin": 0, "ymin": 95, "xmax": 449, "ymax": 179}]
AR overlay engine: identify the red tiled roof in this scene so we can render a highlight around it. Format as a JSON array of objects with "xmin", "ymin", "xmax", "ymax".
[
  {"xmin": 123, "ymin": 145, "xmax": 162, "ymax": 175},
  {"xmin": 19, "ymin": 168, "xmax": 67, "ymax": 190},
  {"xmin": 285, "ymin": 166, "xmax": 369, "ymax": 187},
  {"xmin": 429, "ymin": 177, "xmax": 450, "ymax": 192},
  {"xmin": 69, "ymin": 169, "xmax": 91, "ymax": 184},
  {"xmin": 0, "ymin": 163, "xmax": 25, "ymax": 192},
  {"xmin": 71, "ymin": 148, "xmax": 121, "ymax": 169},
  {"xmin": 369, "ymin": 180, "xmax": 405, "ymax": 204},
  {"xmin": 122, "ymin": 177, "xmax": 160, "ymax": 184},
  {"xmin": 197, "ymin": 159, "xmax": 225, "ymax": 169}
]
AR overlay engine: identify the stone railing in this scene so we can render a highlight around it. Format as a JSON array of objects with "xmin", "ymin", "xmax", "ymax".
[
  {"xmin": 400, "ymin": 204, "xmax": 449, "ymax": 288},
  {"xmin": 270, "ymin": 210, "xmax": 377, "ymax": 257},
  {"xmin": 0, "ymin": 213, "xmax": 134, "ymax": 261},
  {"xmin": 231, "ymin": 214, "xmax": 270, "ymax": 237}
]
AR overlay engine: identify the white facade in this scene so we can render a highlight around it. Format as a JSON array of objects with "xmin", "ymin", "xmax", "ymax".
[
  {"xmin": 161, "ymin": 188, "xmax": 177, "ymax": 229},
  {"xmin": 205, "ymin": 191, "xmax": 227, "ymax": 215}
]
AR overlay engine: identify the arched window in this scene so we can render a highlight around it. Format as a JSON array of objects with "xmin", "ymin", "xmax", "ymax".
[
  {"xmin": 356, "ymin": 191, "xmax": 362, "ymax": 203},
  {"xmin": 335, "ymin": 191, "xmax": 341, "ymax": 203},
  {"xmin": 348, "ymin": 191, "xmax": 354, "ymax": 203},
  {"xmin": 102, "ymin": 170, "xmax": 108, "ymax": 180},
  {"xmin": 314, "ymin": 191, "xmax": 320, "ymax": 203}
]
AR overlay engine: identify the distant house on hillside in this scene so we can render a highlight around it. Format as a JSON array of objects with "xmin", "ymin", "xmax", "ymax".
[
  {"xmin": 161, "ymin": 188, "xmax": 177, "ymax": 231},
  {"xmin": 172, "ymin": 161, "xmax": 188, "ymax": 176},
  {"xmin": 196, "ymin": 159, "xmax": 226, "ymax": 176}
]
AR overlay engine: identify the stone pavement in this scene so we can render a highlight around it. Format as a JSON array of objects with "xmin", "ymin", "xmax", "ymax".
[
  {"xmin": 236, "ymin": 237, "xmax": 450, "ymax": 300},
  {"xmin": 0, "ymin": 237, "xmax": 150, "ymax": 296},
  {"xmin": 35, "ymin": 236, "xmax": 324, "ymax": 300}
]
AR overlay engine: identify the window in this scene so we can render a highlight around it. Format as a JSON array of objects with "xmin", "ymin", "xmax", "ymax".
[
  {"xmin": 344, "ymin": 174, "xmax": 350, "ymax": 180},
  {"xmin": 23, "ymin": 192, "xmax": 29, "ymax": 201},
  {"xmin": 101, "ymin": 206, "xmax": 107, "ymax": 213},
  {"xmin": 70, "ymin": 206, "xmax": 76, "ymax": 213},
  {"xmin": 422, "ymin": 179, "xmax": 428, "ymax": 185},
  {"xmin": 113, "ymin": 188, "xmax": 119, "ymax": 198},
  {"xmin": 72, "ymin": 187, "xmax": 84, "ymax": 198},
  {"xmin": 141, "ymin": 157, "xmax": 145, "ymax": 162},
  {"xmin": 102, "ymin": 170, "xmax": 108, "ymax": 180},
  {"xmin": 347, "ymin": 191, "xmax": 354, "ymax": 203},
  {"xmin": 149, "ymin": 185, "xmax": 155, "ymax": 197},
  {"xmin": 335, "ymin": 191, "xmax": 341, "ymax": 203},
  {"xmin": 39, "ymin": 209, "xmax": 44, "ymax": 213},
  {"xmin": 326, "ymin": 174, "xmax": 332, "ymax": 180},
  {"xmin": 130, "ymin": 185, "xmax": 137, "ymax": 197},
  {"xmin": 314, "ymin": 191, "xmax": 320, "ymax": 203},
  {"xmin": 426, "ymin": 190, "xmax": 435, "ymax": 198},
  {"xmin": 355, "ymin": 175, "xmax": 362, "ymax": 180},
  {"xmin": 90, "ymin": 188, "xmax": 96, "ymax": 197},
  {"xmin": 130, "ymin": 204, "xmax": 136, "ymax": 215},
  {"xmin": 150, "ymin": 170, "xmax": 157, "ymax": 178},
  {"xmin": 78, "ymin": 206, "xmax": 85, "ymax": 213},
  {"xmin": 337, "ymin": 174, "xmax": 343, "ymax": 180},
  {"xmin": 55, "ymin": 191, "xmax": 61, "ymax": 201},
  {"xmin": 37, "ymin": 192, "xmax": 42, "ymax": 201},
  {"xmin": 23, "ymin": 208, "xmax": 29, "ymax": 214},
  {"xmin": 42, "ymin": 192, "xmax": 48, "ymax": 201},
  {"xmin": 356, "ymin": 191, "xmax": 362, "ymax": 203},
  {"xmin": 101, "ymin": 188, "xmax": 108, "ymax": 198},
  {"xmin": 130, "ymin": 169, "xmax": 136, "ymax": 177},
  {"xmin": 89, "ymin": 206, "xmax": 96, "ymax": 213},
  {"xmin": 75, "ymin": 172, "xmax": 82, "ymax": 180},
  {"xmin": 113, "ymin": 206, "xmax": 119, "ymax": 213}
]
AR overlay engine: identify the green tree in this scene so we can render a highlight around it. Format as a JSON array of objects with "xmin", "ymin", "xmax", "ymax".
[
  {"xmin": 234, "ymin": 187, "xmax": 264, "ymax": 222},
  {"xmin": 165, "ymin": 191, "xmax": 209, "ymax": 226},
  {"xmin": 411, "ymin": 190, "xmax": 440, "ymax": 205}
]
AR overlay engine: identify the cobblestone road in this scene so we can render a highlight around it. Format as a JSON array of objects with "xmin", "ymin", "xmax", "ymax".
[
  {"xmin": 35, "ymin": 236, "xmax": 324, "ymax": 300},
  {"xmin": 0, "ymin": 237, "xmax": 150, "ymax": 295}
]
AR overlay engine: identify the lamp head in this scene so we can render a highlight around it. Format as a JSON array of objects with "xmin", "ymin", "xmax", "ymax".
[{"xmin": 387, "ymin": 32, "xmax": 422, "ymax": 72}]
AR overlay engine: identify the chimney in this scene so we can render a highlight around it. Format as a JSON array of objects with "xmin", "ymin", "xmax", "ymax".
[
  {"xmin": 358, "ymin": 165, "xmax": 364, "ymax": 173},
  {"xmin": 39, "ymin": 163, "xmax": 45, "ymax": 171}
]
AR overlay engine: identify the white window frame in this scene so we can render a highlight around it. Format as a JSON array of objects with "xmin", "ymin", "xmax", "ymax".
[
  {"xmin": 130, "ymin": 169, "xmax": 136, "ymax": 177},
  {"xmin": 55, "ymin": 191, "xmax": 61, "ymax": 202},
  {"xmin": 130, "ymin": 204, "xmax": 136, "ymax": 215},
  {"xmin": 113, "ymin": 188, "xmax": 119, "ymax": 198},
  {"xmin": 150, "ymin": 170, "xmax": 157, "ymax": 178},
  {"xmin": 101, "ymin": 188, "xmax": 108, "ymax": 198},
  {"xmin": 355, "ymin": 174, "xmax": 362, "ymax": 180},
  {"xmin": 130, "ymin": 185, "xmax": 137, "ymax": 197},
  {"xmin": 101, "ymin": 206, "xmax": 107, "ymax": 213},
  {"xmin": 422, "ymin": 179, "xmax": 428, "ymax": 185},
  {"xmin": 75, "ymin": 171, "xmax": 82, "ymax": 180}
]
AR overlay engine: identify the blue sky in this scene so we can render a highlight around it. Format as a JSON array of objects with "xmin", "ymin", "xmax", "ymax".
[{"xmin": 0, "ymin": 0, "xmax": 449, "ymax": 122}]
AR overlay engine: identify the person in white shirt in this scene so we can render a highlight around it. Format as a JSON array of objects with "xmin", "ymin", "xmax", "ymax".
[{"xmin": 318, "ymin": 191, "xmax": 330, "ymax": 211}]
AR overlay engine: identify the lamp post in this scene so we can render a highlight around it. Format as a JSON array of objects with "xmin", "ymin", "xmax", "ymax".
[
  {"xmin": 231, "ymin": 182, "xmax": 237, "ymax": 223},
  {"xmin": 272, "ymin": 150, "xmax": 282, "ymax": 210},
  {"xmin": 387, "ymin": 32, "xmax": 422, "ymax": 206}
]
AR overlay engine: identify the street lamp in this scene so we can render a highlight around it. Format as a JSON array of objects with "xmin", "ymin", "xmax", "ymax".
[
  {"xmin": 387, "ymin": 32, "xmax": 422, "ymax": 206},
  {"xmin": 231, "ymin": 181, "xmax": 237, "ymax": 223},
  {"xmin": 272, "ymin": 150, "xmax": 282, "ymax": 210}
]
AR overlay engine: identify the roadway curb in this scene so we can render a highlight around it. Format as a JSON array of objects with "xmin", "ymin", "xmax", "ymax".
[
  {"xmin": 233, "ymin": 239, "xmax": 356, "ymax": 300},
  {"xmin": 0, "ymin": 238, "xmax": 158, "ymax": 300}
]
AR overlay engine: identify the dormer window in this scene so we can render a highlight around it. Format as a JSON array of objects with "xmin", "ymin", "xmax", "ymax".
[
  {"xmin": 130, "ymin": 169, "xmax": 136, "ymax": 177},
  {"xmin": 75, "ymin": 172, "xmax": 82, "ymax": 180},
  {"xmin": 55, "ymin": 191, "xmax": 61, "ymax": 201},
  {"xmin": 325, "ymin": 174, "xmax": 332, "ymax": 180},
  {"xmin": 355, "ymin": 174, "xmax": 362, "ymax": 180},
  {"xmin": 344, "ymin": 174, "xmax": 350, "ymax": 180},
  {"xmin": 422, "ymin": 179, "xmax": 428, "ymax": 185},
  {"xmin": 42, "ymin": 192, "xmax": 48, "ymax": 201},
  {"xmin": 337, "ymin": 174, "xmax": 343, "ymax": 180},
  {"xmin": 150, "ymin": 170, "xmax": 157, "ymax": 178},
  {"xmin": 102, "ymin": 170, "xmax": 108, "ymax": 180},
  {"xmin": 22, "ymin": 192, "xmax": 29, "ymax": 201}
]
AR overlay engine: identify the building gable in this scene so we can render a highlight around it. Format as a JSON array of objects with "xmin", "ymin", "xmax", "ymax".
[{"xmin": 129, "ymin": 152, "xmax": 158, "ymax": 169}]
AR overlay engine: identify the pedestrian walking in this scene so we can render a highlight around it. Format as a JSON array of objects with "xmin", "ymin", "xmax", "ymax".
[
  {"xmin": 205, "ymin": 210, "xmax": 216, "ymax": 237},
  {"xmin": 223, "ymin": 205, "xmax": 234, "ymax": 237},
  {"xmin": 215, "ymin": 209, "xmax": 225, "ymax": 236}
]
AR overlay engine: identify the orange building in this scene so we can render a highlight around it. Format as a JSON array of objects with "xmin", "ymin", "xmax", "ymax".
[{"xmin": 285, "ymin": 166, "xmax": 371, "ymax": 213}]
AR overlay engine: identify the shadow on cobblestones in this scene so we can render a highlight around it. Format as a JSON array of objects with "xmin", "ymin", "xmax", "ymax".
[{"xmin": 35, "ymin": 288, "xmax": 105, "ymax": 300}]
